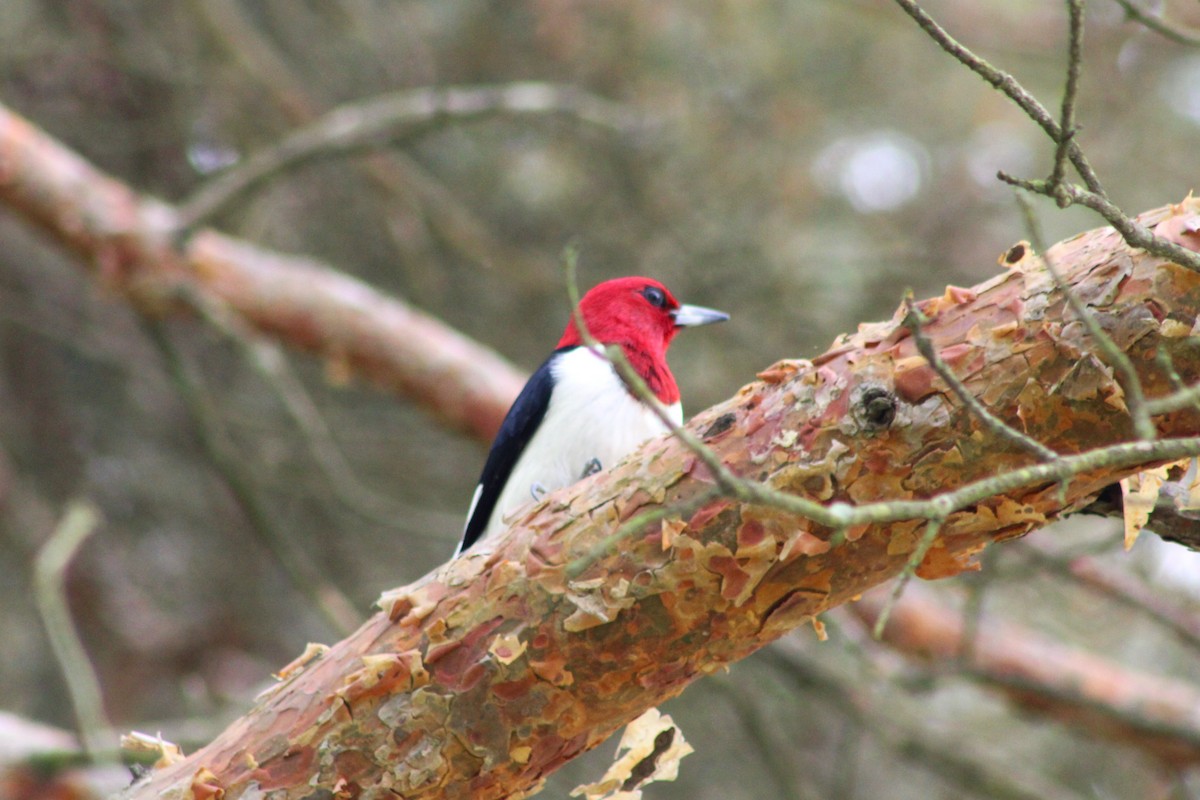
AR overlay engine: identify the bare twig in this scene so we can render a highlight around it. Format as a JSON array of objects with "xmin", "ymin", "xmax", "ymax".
[
  {"xmin": 33, "ymin": 501, "xmax": 114, "ymax": 759},
  {"xmin": 902, "ymin": 298, "xmax": 1058, "ymax": 461},
  {"xmin": 1049, "ymin": 0, "xmax": 1085, "ymax": 202},
  {"xmin": 872, "ymin": 518, "xmax": 945, "ymax": 638},
  {"xmin": 892, "ymin": 0, "xmax": 1200, "ymax": 273},
  {"xmin": 1012, "ymin": 190, "xmax": 1157, "ymax": 439},
  {"xmin": 187, "ymin": 0, "xmax": 577, "ymax": 282},
  {"xmin": 890, "ymin": 0, "xmax": 1105, "ymax": 195},
  {"xmin": 1111, "ymin": 0, "xmax": 1200, "ymax": 47},
  {"xmin": 1001, "ymin": 173, "xmax": 1200, "ymax": 272},
  {"xmin": 881, "ymin": 292, "xmax": 1066, "ymax": 637},
  {"xmin": 1147, "ymin": 375, "xmax": 1200, "ymax": 416},
  {"xmin": 177, "ymin": 83, "xmax": 640, "ymax": 231}
]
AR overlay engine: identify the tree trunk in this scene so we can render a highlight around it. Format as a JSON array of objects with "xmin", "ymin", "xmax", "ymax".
[{"xmin": 118, "ymin": 198, "xmax": 1200, "ymax": 799}]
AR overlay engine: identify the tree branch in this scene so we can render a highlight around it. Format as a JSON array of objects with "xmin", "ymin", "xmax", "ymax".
[
  {"xmin": 33, "ymin": 502, "xmax": 113, "ymax": 759},
  {"xmin": 187, "ymin": 0, "xmax": 577, "ymax": 282},
  {"xmin": 122, "ymin": 196, "xmax": 1200, "ymax": 800},
  {"xmin": 177, "ymin": 82, "xmax": 641, "ymax": 231},
  {"xmin": 851, "ymin": 584, "xmax": 1200, "ymax": 768},
  {"xmin": 0, "ymin": 101, "xmax": 525, "ymax": 443}
]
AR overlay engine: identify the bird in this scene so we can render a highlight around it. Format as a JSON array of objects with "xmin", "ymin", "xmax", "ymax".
[{"xmin": 455, "ymin": 276, "xmax": 729, "ymax": 555}]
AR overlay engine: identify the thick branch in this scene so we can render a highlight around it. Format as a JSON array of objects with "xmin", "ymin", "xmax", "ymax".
[
  {"xmin": 122, "ymin": 198, "xmax": 1200, "ymax": 799},
  {"xmin": 0, "ymin": 102, "xmax": 524, "ymax": 443}
]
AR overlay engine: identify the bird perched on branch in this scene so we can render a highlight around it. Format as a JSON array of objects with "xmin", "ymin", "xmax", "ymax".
[{"xmin": 456, "ymin": 277, "xmax": 728, "ymax": 555}]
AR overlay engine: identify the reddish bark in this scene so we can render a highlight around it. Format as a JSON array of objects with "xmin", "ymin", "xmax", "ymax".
[
  {"xmin": 0, "ymin": 102, "xmax": 524, "ymax": 443},
  {"xmin": 112, "ymin": 197, "xmax": 1200, "ymax": 799},
  {"xmin": 851, "ymin": 585, "xmax": 1200, "ymax": 768}
]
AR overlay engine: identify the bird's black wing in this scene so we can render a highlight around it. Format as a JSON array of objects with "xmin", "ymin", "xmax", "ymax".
[{"xmin": 457, "ymin": 348, "xmax": 572, "ymax": 553}]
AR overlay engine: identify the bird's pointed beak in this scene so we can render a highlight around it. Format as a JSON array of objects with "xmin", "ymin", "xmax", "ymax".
[{"xmin": 671, "ymin": 303, "xmax": 730, "ymax": 328}]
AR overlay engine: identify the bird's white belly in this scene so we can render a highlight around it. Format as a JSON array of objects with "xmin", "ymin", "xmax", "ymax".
[{"xmin": 484, "ymin": 346, "xmax": 681, "ymax": 540}]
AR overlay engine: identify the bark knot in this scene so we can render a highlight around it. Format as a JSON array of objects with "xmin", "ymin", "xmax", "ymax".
[{"xmin": 855, "ymin": 386, "xmax": 898, "ymax": 432}]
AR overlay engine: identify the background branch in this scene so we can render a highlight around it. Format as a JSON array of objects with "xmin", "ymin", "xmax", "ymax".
[
  {"xmin": 177, "ymin": 83, "xmax": 640, "ymax": 231},
  {"xmin": 0, "ymin": 101, "xmax": 525, "ymax": 444},
  {"xmin": 187, "ymin": 0, "xmax": 575, "ymax": 285},
  {"xmin": 851, "ymin": 584, "xmax": 1200, "ymax": 768},
  {"xmin": 1111, "ymin": 0, "xmax": 1200, "ymax": 47},
  {"xmin": 33, "ymin": 502, "xmax": 113, "ymax": 759}
]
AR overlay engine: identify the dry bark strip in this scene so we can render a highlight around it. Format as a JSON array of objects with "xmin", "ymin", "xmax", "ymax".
[
  {"xmin": 113, "ymin": 197, "xmax": 1200, "ymax": 800},
  {"xmin": 0, "ymin": 102, "xmax": 524, "ymax": 443}
]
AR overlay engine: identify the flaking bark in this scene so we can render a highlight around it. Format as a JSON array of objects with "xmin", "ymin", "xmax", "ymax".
[{"xmin": 120, "ymin": 198, "xmax": 1200, "ymax": 800}]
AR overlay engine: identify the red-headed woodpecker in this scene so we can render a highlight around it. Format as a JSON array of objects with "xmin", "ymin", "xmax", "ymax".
[{"xmin": 456, "ymin": 277, "xmax": 729, "ymax": 555}]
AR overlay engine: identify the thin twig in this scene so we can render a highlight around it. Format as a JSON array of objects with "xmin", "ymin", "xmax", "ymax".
[
  {"xmin": 1147, "ymin": 349, "xmax": 1200, "ymax": 416},
  {"xmin": 1013, "ymin": 189, "xmax": 1157, "ymax": 440},
  {"xmin": 1049, "ymin": 0, "xmax": 1085, "ymax": 204},
  {"xmin": 584, "ymin": 429, "xmax": 1200, "ymax": 577},
  {"xmin": 893, "ymin": 0, "xmax": 1200, "ymax": 273},
  {"xmin": 177, "ymin": 83, "xmax": 641, "ymax": 231},
  {"xmin": 1000, "ymin": 173, "xmax": 1200, "ymax": 273},
  {"xmin": 902, "ymin": 298, "xmax": 1058, "ymax": 461},
  {"xmin": 188, "ymin": 0, "xmax": 571, "ymax": 282},
  {"xmin": 1110, "ymin": 0, "xmax": 1200, "ymax": 47},
  {"xmin": 141, "ymin": 318, "xmax": 361, "ymax": 635},
  {"xmin": 33, "ymin": 500, "xmax": 114, "ymax": 759},
  {"xmin": 872, "ymin": 518, "xmax": 945, "ymax": 638},
  {"xmin": 890, "ymin": 0, "xmax": 1105, "ymax": 195}
]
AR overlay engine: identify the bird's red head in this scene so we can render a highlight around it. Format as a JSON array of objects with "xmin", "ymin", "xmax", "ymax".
[{"xmin": 557, "ymin": 277, "xmax": 728, "ymax": 404}]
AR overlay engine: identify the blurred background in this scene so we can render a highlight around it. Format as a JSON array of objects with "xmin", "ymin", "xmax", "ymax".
[{"xmin": 3, "ymin": 1, "xmax": 1200, "ymax": 798}]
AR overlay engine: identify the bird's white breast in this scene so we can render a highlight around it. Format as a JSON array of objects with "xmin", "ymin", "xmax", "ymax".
[{"xmin": 483, "ymin": 346, "xmax": 681, "ymax": 540}]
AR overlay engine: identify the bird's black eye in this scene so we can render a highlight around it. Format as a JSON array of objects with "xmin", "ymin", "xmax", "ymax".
[{"xmin": 642, "ymin": 286, "xmax": 667, "ymax": 308}]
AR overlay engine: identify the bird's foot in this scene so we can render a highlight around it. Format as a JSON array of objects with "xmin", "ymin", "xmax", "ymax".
[
  {"xmin": 530, "ymin": 482, "xmax": 549, "ymax": 501},
  {"xmin": 580, "ymin": 457, "xmax": 603, "ymax": 478}
]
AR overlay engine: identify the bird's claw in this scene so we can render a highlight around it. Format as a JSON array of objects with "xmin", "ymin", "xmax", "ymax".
[
  {"xmin": 580, "ymin": 457, "xmax": 602, "ymax": 478},
  {"xmin": 530, "ymin": 482, "xmax": 548, "ymax": 501}
]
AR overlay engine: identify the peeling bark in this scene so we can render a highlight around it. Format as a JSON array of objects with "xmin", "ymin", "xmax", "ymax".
[
  {"xmin": 0, "ymin": 102, "xmax": 524, "ymax": 443},
  {"xmin": 116, "ymin": 197, "xmax": 1200, "ymax": 800}
]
